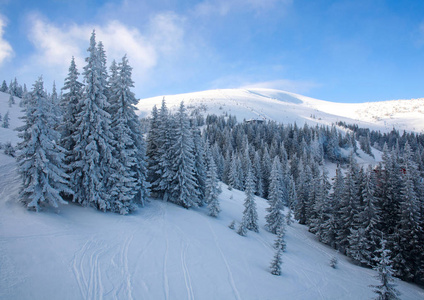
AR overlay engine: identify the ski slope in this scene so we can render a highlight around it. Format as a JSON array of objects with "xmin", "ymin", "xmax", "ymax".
[
  {"xmin": 1, "ymin": 90, "xmax": 424, "ymax": 299},
  {"xmin": 1, "ymin": 155, "xmax": 423, "ymax": 300},
  {"xmin": 137, "ymin": 88, "xmax": 424, "ymax": 133}
]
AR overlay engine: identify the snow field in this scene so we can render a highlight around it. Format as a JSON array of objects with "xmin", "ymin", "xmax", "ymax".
[{"xmin": 1, "ymin": 158, "xmax": 423, "ymax": 300}]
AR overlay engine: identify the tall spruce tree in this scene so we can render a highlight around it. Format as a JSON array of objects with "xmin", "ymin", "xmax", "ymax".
[
  {"xmin": 16, "ymin": 77, "xmax": 72, "ymax": 211},
  {"xmin": 60, "ymin": 57, "xmax": 83, "ymax": 178},
  {"xmin": 205, "ymin": 148, "xmax": 221, "ymax": 217},
  {"xmin": 241, "ymin": 162, "xmax": 259, "ymax": 232},
  {"xmin": 321, "ymin": 165, "xmax": 344, "ymax": 249},
  {"xmin": 192, "ymin": 125, "xmax": 207, "ymax": 205},
  {"xmin": 146, "ymin": 105, "xmax": 161, "ymax": 186},
  {"xmin": 309, "ymin": 167, "xmax": 331, "ymax": 239},
  {"xmin": 370, "ymin": 239, "xmax": 401, "ymax": 300},
  {"xmin": 337, "ymin": 154, "xmax": 360, "ymax": 254},
  {"xmin": 265, "ymin": 157, "xmax": 285, "ymax": 234},
  {"xmin": 253, "ymin": 151, "xmax": 264, "ymax": 197},
  {"xmin": 168, "ymin": 102, "xmax": 200, "ymax": 208},
  {"xmin": 108, "ymin": 55, "xmax": 149, "ymax": 214},
  {"xmin": 70, "ymin": 31, "xmax": 116, "ymax": 211},
  {"xmin": 347, "ymin": 165, "xmax": 381, "ymax": 266},
  {"xmin": 295, "ymin": 160, "xmax": 312, "ymax": 225},
  {"xmin": 270, "ymin": 223, "xmax": 286, "ymax": 276},
  {"xmin": 150, "ymin": 99, "xmax": 175, "ymax": 200},
  {"xmin": 392, "ymin": 142, "xmax": 422, "ymax": 280}
]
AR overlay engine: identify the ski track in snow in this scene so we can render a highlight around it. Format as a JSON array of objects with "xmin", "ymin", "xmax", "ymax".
[
  {"xmin": 160, "ymin": 203, "xmax": 170, "ymax": 300},
  {"xmin": 72, "ymin": 239, "xmax": 90, "ymax": 299},
  {"xmin": 288, "ymin": 225, "xmax": 358, "ymax": 297},
  {"xmin": 117, "ymin": 234, "xmax": 134, "ymax": 300},
  {"xmin": 181, "ymin": 241, "xmax": 194, "ymax": 300},
  {"xmin": 72, "ymin": 234, "xmax": 138, "ymax": 300},
  {"xmin": 253, "ymin": 233, "xmax": 274, "ymax": 251},
  {"xmin": 207, "ymin": 219, "xmax": 241, "ymax": 300}
]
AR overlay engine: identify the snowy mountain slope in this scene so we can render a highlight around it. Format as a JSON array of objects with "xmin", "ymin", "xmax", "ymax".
[
  {"xmin": 1, "ymin": 90, "xmax": 424, "ymax": 299},
  {"xmin": 0, "ymin": 92, "xmax": 24, "ymax": 145},
  {"xmin": 1, "ymin": 155, "xmax": 423, "ymax": 300},
  {"xmin": 137, "ymin": 88, "xmax": 424, "ymax": 133}
]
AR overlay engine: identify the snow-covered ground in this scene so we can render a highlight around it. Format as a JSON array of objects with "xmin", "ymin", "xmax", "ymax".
[
  {"xmin": 1, "ymin": 156, "xmax": 423, "ymax": 300},
  {"xmin": 1, "ymin": 90, "xmax": 424, "ymax": 299},
  {"xmin": 137, "ymin": 88, "xmax": 424, "ymax": 133}
]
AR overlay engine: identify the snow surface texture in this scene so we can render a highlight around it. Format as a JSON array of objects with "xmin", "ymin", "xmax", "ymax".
[
  {"xmin": 137, "ymin": 88, "xmax": 424, "ymax": 133},
  {"xmin": 1, "ymin": 91, "xmax": 424, "ymax": 299}
]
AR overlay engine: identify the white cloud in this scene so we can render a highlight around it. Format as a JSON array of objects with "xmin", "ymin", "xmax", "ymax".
[
  {"xmin": 146, "ymin": 12, "xmax": 185, "ymax": 56},
  {"xmin": 0, "ymin": 15, "xmax": 13, "ymax": 65},
  {"xmin": 24, "ymin": 12, "xmax": 186, "ymax": 90}
]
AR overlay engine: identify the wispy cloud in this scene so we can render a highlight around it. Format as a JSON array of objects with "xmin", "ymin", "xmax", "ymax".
[
  {"xmin": 0, "ymin": 14, "xmax": 13, "ymax": 65},
  {"xmin": 23, "ymin": 12, "xmax": 186, "ymax": 91}
]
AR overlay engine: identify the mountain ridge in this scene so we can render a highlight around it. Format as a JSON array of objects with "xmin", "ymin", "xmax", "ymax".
[{"xmin": 136, "ymin": 88, "xmax": 424, "ymax": 133}]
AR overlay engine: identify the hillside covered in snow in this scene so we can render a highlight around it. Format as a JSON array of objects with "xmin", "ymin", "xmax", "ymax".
[
  {"xmin": 1, "ymin": 86, "xmax": 424, "ymax": 300},
  {"xmin": 137, "ymin": 88, "xmax": 424, "ymax": 133}
]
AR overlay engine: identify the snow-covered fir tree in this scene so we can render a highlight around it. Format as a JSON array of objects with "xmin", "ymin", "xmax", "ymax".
[
  {"xmin": 228, "ymin": 153, "xmax": 243, "ymax": 190},
  {"xmin": 265, "ymin": 157, "xmax": 285, "ymax": 234},
  {"xmin": 150, "ymin": 99, "xmax": 175, "ymax": 200},
  {"xmin": 192, "ymin": 125, "xmax": 207, "ymax": 205},
  {"xmin": 241, "ymin": 162, "xmax": 259, "ymax": 232},
  {"xmin": 392, "ymin": 142, "xmax": 422, "ymax": 280},
  {"xmin": 0, "ymin": 80, "xmax": 7, "ymax": 92},
  {"xmin": 49, "ymin": 81, "xmax": 62, "ymax": 128},
  {"xmin": 8, "ymin": 94, "xmax": 14, "ymax": 107},
  {"xmin": 270, "ymin": 243, "xmax": 283, "ymax": 276},
  {"xmin": 107, "ymin": 55, "xmax": 149, "ymax": 214},
  {"xmin": 253, "ymin": 151, "xmax": 264, "ymax": 197},
  {"xmin": 337, "ymin": 154, "xmax": 360, "ymax": 254},
  {"xmin": 347, "ymin": 165, "xmax": 381, "ymax": 266},
  {"xmin": 16, "ymin": 77, "xmax": 72, "ymax": 211},
  {"xmin": 2, "ymin": 111, "xmax": 9, "ymax": 128},
  {"xmin": 70, "ymin": 30, "xmax": 116, "ymax": 211},
  {"xmin": 295, "ymin": 160, "xmax": 312, "ymax": 225},
  {"xmin": 146, "ymin": 105, "xmax": 161, "ymax": 185},
  {"xmin": 286, "ymin": 206, "xmax": 293, "ymax": 225},
  {"xmin": 168, "ymin": 102, "xmax": 200, "ymax": 208},
  {"xmin": 309, "ymin": 167, "xmax": 331, "ymax": 239},
  {"xmin": 370, "ymin": 239, "xmax": 401, "ymax": 300},
  {"xmin": 205, "ymin": 145, "xmax": 221, "ymax": 217},
  {"xmin": 330, "ymin": 256, "xmax": 338, "ymax": 268},
  {"xmin": 237, "ymin": 221, "xmax": 247, "ymax": 236},
  {"xmin": 60, "ymin": 57, "xmax": 83, "ymax": 167},
  {"xmin": 320, "ymin": 165, "xmax": 343, "ymax": 249},
  {"xmin": 270, "ymin": 221, "xmax": 286, "ymax": 275}
]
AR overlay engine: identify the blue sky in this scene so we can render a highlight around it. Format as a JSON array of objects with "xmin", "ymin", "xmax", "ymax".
[{"xmin": 0, "ymin": 0, "xmax": 424, "ymax": 102}]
